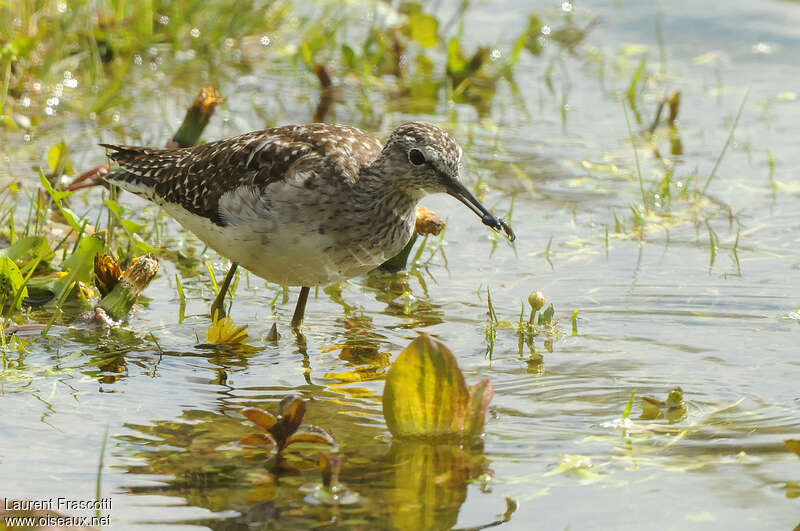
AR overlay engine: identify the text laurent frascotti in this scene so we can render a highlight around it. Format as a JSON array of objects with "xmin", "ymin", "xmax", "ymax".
[{"xmin": 3, "ymin": 497, "xmax": 112, "ymax": 511}]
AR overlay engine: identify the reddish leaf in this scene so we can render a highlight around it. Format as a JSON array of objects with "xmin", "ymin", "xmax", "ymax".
[
  {"xmin": 242, "ymin": 408, "xmax": 277, "ymax": 431},
  {"xmin": 240, "ymin": 433, "xmax": 277, "ymax": 449},
  {"xmin": 278, "ymin": 395, "xmax": 307, "ymax": 436},
  {"xmin": 285, "ymin": 425, "xmax": 336, "ymax": 448},
  {"xmin": 464, "ymin": 378, "xmax": 494, "ymax": 437},
  {"xmin": 319, "ymin": 452, "xmax": 342, "ymax": 488}
]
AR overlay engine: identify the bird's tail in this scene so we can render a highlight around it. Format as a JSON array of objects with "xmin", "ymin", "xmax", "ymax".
[{"xmin": 100, "ymin": 143, "xmax": 176, "ymax": 200}]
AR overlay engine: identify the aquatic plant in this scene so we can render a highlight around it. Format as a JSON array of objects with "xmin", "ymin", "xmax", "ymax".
[
  {"xmin": 382, "ymin": 333, "xmax": 492, "ymax": 439},
  {"xmin": 640, "ymin": 386, "xmax": 688, "ymax": 424},
  {"xmin": 94, "ymin": 253, "xmax": 159, "ymax": 320},
  {"xmin": 204, "ymin": 312, "xmax": 249, "ymax": 346},
  {"xmin": 240, "ymin": 395, "xmax": 336, "ymax": 454}
]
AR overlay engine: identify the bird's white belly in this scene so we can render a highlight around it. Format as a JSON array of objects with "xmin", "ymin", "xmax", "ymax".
[{"xmin": 164, "ymin": 204, "xmax": 407, "ymax": 287}]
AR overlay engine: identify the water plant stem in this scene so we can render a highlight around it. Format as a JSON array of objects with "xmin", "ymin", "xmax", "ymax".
[
  {"xmin": 623, "ymin": 100, "xmax": 647, "ymax": 210},
  {"xmin": 702, "ymin": 89, "xmax": 749, "ymax": 194}
]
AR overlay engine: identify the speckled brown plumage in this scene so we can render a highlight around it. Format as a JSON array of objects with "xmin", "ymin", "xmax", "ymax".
[{"xmin": 102, "ymin": 123, "xmax": 383, "ymax": 225}]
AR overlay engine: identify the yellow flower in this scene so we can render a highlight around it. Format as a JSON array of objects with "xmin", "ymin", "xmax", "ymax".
[{"xmin": 205, "ymin": 312, "xmax": 248, "ymax": 345}]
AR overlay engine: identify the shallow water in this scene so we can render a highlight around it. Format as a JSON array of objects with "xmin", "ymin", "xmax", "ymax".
[{"xmin": 1, "ymin": 0, "xmax": 799, "ymax": 529}]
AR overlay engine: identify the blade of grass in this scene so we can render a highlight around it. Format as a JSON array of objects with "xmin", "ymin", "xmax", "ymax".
[
  {"xmin": 205, "ymin": 261, "xmax": 219, "ymax": 294},
  {"xmin": 95, "ymin": 426, "xmax": 109, "ymax": 520},
  {"xmin": 702, "ymin": 89, "xmax": 749, "ymax": 194},
  {"xmin": 623, "ymin": 101, "xmax": 647, "ymax": 210},
  {"xmin": 0, "ymin": 60, "xmax": 10, "ymax": 116},
  {"xmin": 621, "ymin": 391, "xmax": 635, "ymax": 421}
]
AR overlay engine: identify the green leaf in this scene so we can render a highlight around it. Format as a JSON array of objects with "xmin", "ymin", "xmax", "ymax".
[
  {"xmin": 47, "ymin": 142, "xmax": 74, "ymax": 176},
  {"xmin": 524, "ymin": 14, "xmax": 544, "ymax": 56},
  {"xmin": 408, "ymin": 11, "xmax": 438, "ymax": 48},
  {"xmin": 0, "ymin": 256, "xmax": 27, "ymax": 310},
  {"xmin": 104, "ymin": 200, "xmax": 146, "ymax": 233},
  {"xmin": 2, "ymin": 236, "xmax": 52, "ymax": 264},
  {"xmin": 382, "ymin": 333, "xmax": 470, "ymax": 438},
  {"xmin": 104, "ymin": 199, "xmax": 157, "ymax": 253},
  {"xmin": 508, "ymin": 31, "xmax": 527, "ymax": 69},
  {"xmin": 621, "ymin": 391, "xmax": 635, "ymax": 420},
  {"xmin": 341, "ymin": 44, "xmax": 356, "ymax": 70},
  {"xmin": 447, "ymin": 38, "xmax": 468, "ymax": 76},
  {"xmin": 537, "ymin": 303, "xmax": 555, "ymax": 325},
  {"xmin": 60, "ymin": 234, "xmax": 105, "ymax": 286},
  {"xmin": 39, "ymin": 169, "xmax": 84, "ymax": 233},
  {"xmin": 39, "ymin": 170, "xmax": 71, "ymax": 202},
  {"xmin": 299, "ymin": 39, "xmax": 312, "ymax": 66},
  {"xmin": 626, "ymin": 54, "xmax": 648, "ymax": 109}
]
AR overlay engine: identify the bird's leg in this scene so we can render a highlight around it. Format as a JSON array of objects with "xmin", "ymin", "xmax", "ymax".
[
  {"xmin": 291, "ymin": 286, "xmax": 311, "ymax": 329},
  {"xmin": 210, "ymin": 262, "xmax": 239, "ymax": 319}
]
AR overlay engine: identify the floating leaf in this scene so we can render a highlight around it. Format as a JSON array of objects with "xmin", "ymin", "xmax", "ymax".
[
  {"xmin": 382, "ymin": 333, "xmax": 472, "ymax": 438},
  {"xmin": 544, "ymin": 455, "xmax": 605, "ymax": 483}
]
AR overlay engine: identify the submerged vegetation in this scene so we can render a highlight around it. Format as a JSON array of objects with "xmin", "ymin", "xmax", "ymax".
[{"xmin": 1, "ymin": 0, "xmax": 799, "ymax": 528}]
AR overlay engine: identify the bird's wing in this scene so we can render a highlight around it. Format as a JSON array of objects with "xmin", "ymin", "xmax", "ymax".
[{"xmin": 102, "ymin": 124, "xmax": 383, "ymax": 226}]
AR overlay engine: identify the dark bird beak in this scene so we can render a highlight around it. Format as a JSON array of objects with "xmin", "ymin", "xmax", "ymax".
[{"xmin": 446, "ymin": 179, "xmax": 516, "ymax": 241}]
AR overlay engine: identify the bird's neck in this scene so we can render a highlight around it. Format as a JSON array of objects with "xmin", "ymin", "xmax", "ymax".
[{"xmin": 352, "ymin": 168, "xmax": 420, "ymax": 225}]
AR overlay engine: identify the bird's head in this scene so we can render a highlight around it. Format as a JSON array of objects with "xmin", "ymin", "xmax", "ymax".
[{"xmin": 374, "ymin": 122, "xmax": 515, "ymax": 240}]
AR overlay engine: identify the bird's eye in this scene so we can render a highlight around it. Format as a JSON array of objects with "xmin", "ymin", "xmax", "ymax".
[{"xmin": 408, "ymin": 148, "xmax": 426, "ymax": 166}]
